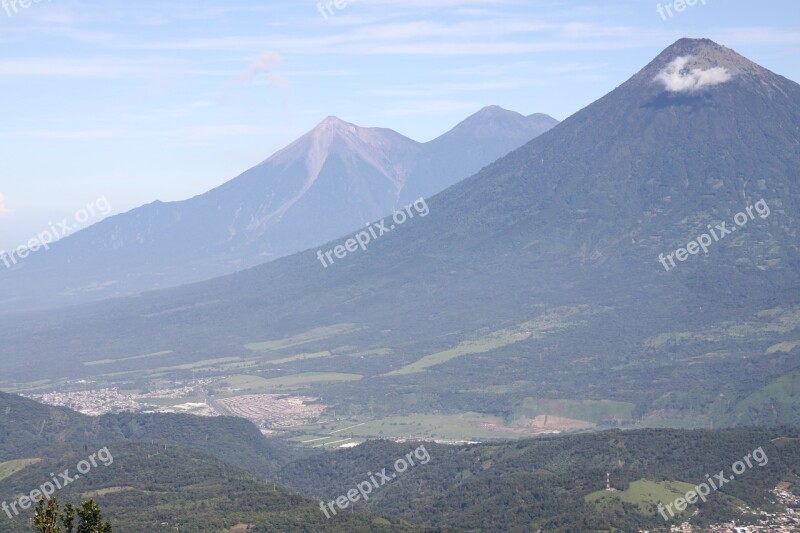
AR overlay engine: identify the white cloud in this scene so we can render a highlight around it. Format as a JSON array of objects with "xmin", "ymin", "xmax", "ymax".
[{"xmin": 654, "ymin": 56, "xmax": 732, "ymax": 93}]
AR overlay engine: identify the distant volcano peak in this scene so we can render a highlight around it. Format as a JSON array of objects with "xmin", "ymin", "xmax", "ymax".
[
  {"xmin": 637, "ymin": 38, "xmax": 767, "ymax": 84},
  {"xmin": 621, "ymin": 37, "xmax": 786, "ymax": 98},
  {"xmin": 314, "ymin": 116, "xmax": 359, "ymax": 135},
  {"xmin": 475, "ymin": 105, "xmax": 519, "ymax": 117}
]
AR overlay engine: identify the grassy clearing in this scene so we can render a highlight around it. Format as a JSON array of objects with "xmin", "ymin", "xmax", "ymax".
[
  {"xmin": 83, "ymin": 350, "xmax": 173, "ymax": 367},
  {"xmin": 206, "ymin": 359, "xmax": 262, "ymax": 372},
  {"xmin": 0, "ymin": 458, "xmax": 41, "ymax": 481},
  {"xmin": 268, "ymin": 351, "xmax": 331, "ymax": 365},
  {"xmin": 244, "ymin": 324, "xmax": 358, "ymax": 353},
  {"xmin": 385, "ymin": 331, "xmax": 527, "ymax": 376},
  {"xmin": 220, "ymin": 372, "xmax": 362, "ymax": 392},
  {"xmin": 301, "ymin": 413, "xmax": 544, "ymax": 442},
  {"xmin": 168, "ymin": 357, "xmax": 244, "ymax": 370},
  {"xmin": 99, "ymin": 356, "xmax": 251, "ymax": 379},
  {"xmin": 386, "ymin": 308, "xmax": 590, "ymax": 376},
  {"xmin": 218, "ymin": 374, "xmax": 275, "ymax": 390},
  {"xmin": 516, "ymin": 398, "xmax": 635, "ymax": 423},
  {"xmin": 313, "ymin": 413, "xmax": 501, "ymax": 441},
  {"xmin": 637, "ymin": 305, "xmax": 800, "ymax": 359},
  {"xmin": 766, "ymin": 340, "xmax": 800, "ymax": 354},
  {"xmin": 0, "ymin": 379, "xmax": 56, "ymax": 393},
  {"xmin": 347, "ymin": 348, "xmax": 393, "ymax": 358},
  {"xmin": 723, "ymin": 370, "xmax": 800, "ymax": 426},
  {"xmin": 81, "ymin": 486, "xmax": 136, "ymax": 498},
  {"xmin": 587, "ymin": 479, "xmax": 697, "ymax": 516},
  {"xmin": 728, "ymin": 305, "xmax": 800, "ymax": 337}
]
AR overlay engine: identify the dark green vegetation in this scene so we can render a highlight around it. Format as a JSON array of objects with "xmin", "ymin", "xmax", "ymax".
[
  {"xmin": 1, "ymin": 39, "xmax": 799, "ymax": 437},
  {"xmin": 33, "ymin": 498, "xmax": 112, "ymax": 533},
  {"xmin": 278, "ymin": 429, "xmax": 800, "ymax": 532},
  {"xmin": 2, "ymin": 391, "xmax": 799, "ymax": 531},
  {"xmin": 0, "ymin": 391, "xmax": 289, "ymax": 476},
  {"xmin": 0, "ymin": 393, "xmax": 448, "ymax": 532},
  {"xmin": 1, "ymin": 442, "xmax": 438, "ymax": 533}
]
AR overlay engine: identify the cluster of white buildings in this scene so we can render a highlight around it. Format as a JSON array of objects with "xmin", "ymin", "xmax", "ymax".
[
  {"xmin": 217, "ymin": 394, "xmax": 326, "ymax": 428},
  {"xmin": 25, "ymin": 387, "xmax": 148, "ymax": 415},
  {"xmin": 22, "ymin": 381, "xmax": 328, "ymax": 430},
  {"xmin": 23, "ymin": 379, "xmax": 214, "ymax": 416}
]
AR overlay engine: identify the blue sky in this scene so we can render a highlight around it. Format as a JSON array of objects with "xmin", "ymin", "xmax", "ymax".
[{"xmin": 0, "ymin": 0, "xmax": 798, "ymax": 248}]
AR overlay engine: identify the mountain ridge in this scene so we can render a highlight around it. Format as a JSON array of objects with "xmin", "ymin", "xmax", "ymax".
[
  {"xmin": 1, "ymin": 38, "xmax": 798, "ymax": 433},
  {"xmin": 0, "ymin": 106, "xmax": 557, "ymax": 313}
]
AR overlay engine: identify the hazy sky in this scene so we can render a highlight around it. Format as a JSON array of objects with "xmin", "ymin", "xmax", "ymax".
[{"xmin": 0, "ymin": 0, "xmax": 798, "ymax": 248}]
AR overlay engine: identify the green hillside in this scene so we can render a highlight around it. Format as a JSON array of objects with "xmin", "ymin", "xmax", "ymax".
[
  {"xmin": 278, "ymin": 428, "xmax": 800, "ymax": 531},
  {"xmin": 0, "ymin": 391, "xmax": 289, "ymax": 476},
  {"xmin": 0, "ymin": 441, "xmax": 442, "ymax": 533},
  {"xmin": 2, "ymin": 391, "xmax": 799, "ymax": 531}
]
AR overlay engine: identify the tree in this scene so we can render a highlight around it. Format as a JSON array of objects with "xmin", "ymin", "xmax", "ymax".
[{"xmin": 33, "ymin": 498, "xmax": 112, "ymax": 533}]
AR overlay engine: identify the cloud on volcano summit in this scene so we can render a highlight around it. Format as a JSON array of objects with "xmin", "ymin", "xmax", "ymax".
[{"xmin": 654, "ymin": 56, "xmax": 732, "ymax": 93}]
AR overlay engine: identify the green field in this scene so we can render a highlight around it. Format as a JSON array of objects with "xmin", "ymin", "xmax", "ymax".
[
  {"xmin": 97, "ymin": 356, "xmax": 253, "ymax": 379},
  {"xmin": 267, "ymin": 351, "xmax": 331, "ymax": 365},
  {"xmin": 586, "ymin": 478, "xmax": 698, "ymax": 516},
  {"xmin": 0, "ymin": 379, "xmax": 57, "ymax": 393},
  {"xmin": 295, "ymin": 412, "xmax": 549, "ymax": 443},
  {"xmin": 83, "ymin": 350, "xmax": 173, "ymax": 367},
  {"xmin": 766, "ymin": 340, "xmax": 800, "ymax": 354},
  {"xmin": 721, "ymin": 370, "xmax": 800, "ymax": 426},
  {"xmin": 386, "ymin": 308, "xmax": 591, "ymax": 375},
  {"xmin": 347, "ymin": 347, "xmax": 393, "ymax": 358},
  {"xmin": 244, "ymin": 324, "xmax": 358, "ymax": 353},
  {"xmin": 81, "ymin": 486, "xmax": 136, "ymax": 498},
  {"xmin": 0, "ymin": 458, "xmax": 41, "ymax": 482},
  {"xmin": 385, "ymin": 333, "xmax": 526, "ymax": 375},
  {"xmin": 516, "ymin": 398, "xmax": 635, "ymax": 423},
  {"xmin": 730, "ymin": 305, "xmax": 800, "ymax": 336},
  {"xmin": 220, "ymin": 372, "xmax": 362, "ymax": 392}
]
